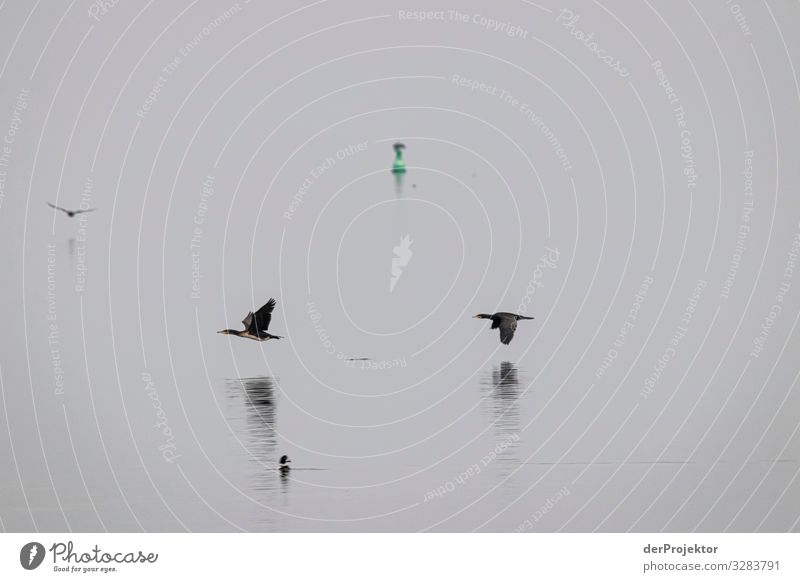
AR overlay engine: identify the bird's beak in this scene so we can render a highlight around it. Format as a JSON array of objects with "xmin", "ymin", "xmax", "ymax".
[{"xmin": 472, "ymin": 315, "xmax": 480, "ymax": 318}]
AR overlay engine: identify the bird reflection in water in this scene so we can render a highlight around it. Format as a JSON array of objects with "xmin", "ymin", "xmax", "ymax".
[
  {"xmin": 480, "ymin": 362, "xmax": 523, "ymax": 469},
  {"xmin": 226, "ymin": 377, "xmax": 283, "ymax": 494},
  {"xmin": 278, "ymin": 454, "xmax": 291, "ymax": 493}
]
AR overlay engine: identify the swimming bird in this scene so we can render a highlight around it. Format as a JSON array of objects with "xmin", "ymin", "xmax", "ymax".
[
  {"xmin": 279, "ymin": 454, "xmax": 291, "ymax": 473},
  {"xmin": 47, "ymin": 202, "xmax": 96, "ymax": 217},
  {"xmin": 218, "ymin": 298, "xmax": 283, "ymax": 341},
  {"xmin": 474, "ymin": 312, "xmax": 534, "ymax": 345}
]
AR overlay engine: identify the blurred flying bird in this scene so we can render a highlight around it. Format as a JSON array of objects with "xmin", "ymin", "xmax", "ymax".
[
  {"xmin": 474, "ymin": 312, "xmax": 534, "ymax": 345},
  {"xmin": 47, "ymin": 202, "xmax": 96, "ymax": 217}
]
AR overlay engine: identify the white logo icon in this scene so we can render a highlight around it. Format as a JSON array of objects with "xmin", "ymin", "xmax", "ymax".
[{"xmin": 390, "ymin": 234, "xmax": 413, "ymax": 292}]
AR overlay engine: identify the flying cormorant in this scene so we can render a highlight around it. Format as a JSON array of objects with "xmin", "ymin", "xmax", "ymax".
[
  {"xmin": 47, "ymin": 202, "xmax": 96, "ymax": 217},
  {"xmin": 474, "ymin": 312, "xmax": 534, "ymax": 345},
  {"xmin": 218, "ymin": 298, "xmax": 283, "ymax": 341}
]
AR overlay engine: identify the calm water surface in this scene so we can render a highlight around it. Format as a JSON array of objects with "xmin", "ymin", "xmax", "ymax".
[{"xmin": 3, "ymin": 0, "xmax": 800, "ymax": 529}]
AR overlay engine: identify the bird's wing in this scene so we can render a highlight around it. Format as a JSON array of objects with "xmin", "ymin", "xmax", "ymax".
[
  {"xmin": 47, "ymin": 202, "xmax": 67, "ymax": 213},
  {"xmin": 73, "ymin": 208, "xmax": 96, "ymax": 214},
  {"xmin": 252, "ymin": 298, "xmax": 276, "ymax": 332},
  {"xmin": 499, "ymin": 317, "xmax": 517, "ymax": 345},
  {"xmin": 242, "ymin": 312, "xmax": 254, "ymax": 330}
]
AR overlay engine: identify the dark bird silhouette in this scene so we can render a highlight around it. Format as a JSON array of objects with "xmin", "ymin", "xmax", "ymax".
[
  {"xmin": 279, "ymin": 454, "xmax": 291, "ymax": 473},
  {"xmin": 218, "ymin": 298, "xmax": 283, "ymax": 341},
  {"xmin": 474, "ymin": 312, "xmax": 534, "ymax": 345},
  {"xmin": 47, "ymin": 202, "xmax": 96, "ymax": 217}
]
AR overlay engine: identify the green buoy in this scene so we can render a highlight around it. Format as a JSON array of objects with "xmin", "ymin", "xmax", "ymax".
[{"xmin": 391, "ymin": 142, "xmax": 406, "ymax": 173}]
